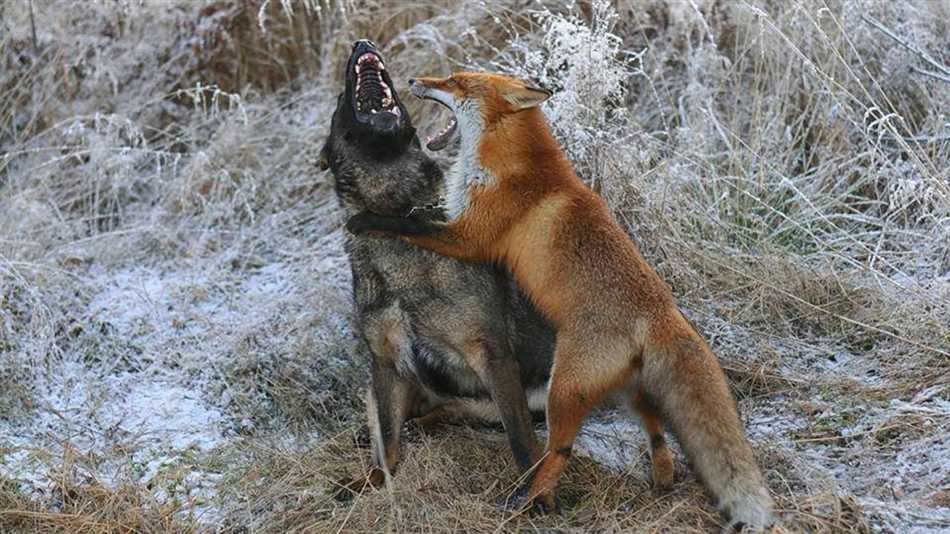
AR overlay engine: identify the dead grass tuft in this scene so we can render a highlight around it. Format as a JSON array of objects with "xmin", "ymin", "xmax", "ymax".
[{"xmin": 0, "ymin": 450, "xmax": 198, "ymax": 534}]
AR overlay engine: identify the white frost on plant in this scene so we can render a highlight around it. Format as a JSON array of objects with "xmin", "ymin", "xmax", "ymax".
[{"xmin": 496, "ymin": 0, "xmax": 642, "ymax": 162}]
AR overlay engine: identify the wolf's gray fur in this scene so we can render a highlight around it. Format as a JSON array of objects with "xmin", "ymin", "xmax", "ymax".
[{"xmin": 321, "ymin": 41, "xmax": 555, "ymax": 498}]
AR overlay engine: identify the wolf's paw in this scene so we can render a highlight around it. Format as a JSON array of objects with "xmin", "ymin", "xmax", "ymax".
[{"xmin": 332, "ymin": 468, "xmax": 386, "ymax": 502}]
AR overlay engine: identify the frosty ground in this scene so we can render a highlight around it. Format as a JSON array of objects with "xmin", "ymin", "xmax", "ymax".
[{"xmin": 1, "ymin": 1, "xmax": 948, "ymax": 533}]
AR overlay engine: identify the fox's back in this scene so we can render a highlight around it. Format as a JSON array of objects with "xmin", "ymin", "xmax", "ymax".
[{"xmin": 466, "ymin": 107, "xmax": 673, "ymax": 328}]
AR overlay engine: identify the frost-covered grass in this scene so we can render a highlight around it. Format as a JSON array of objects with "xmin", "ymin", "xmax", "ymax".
[{"xmin": 1, "ymin": 1, "xmax": 948, "ymax": 532}]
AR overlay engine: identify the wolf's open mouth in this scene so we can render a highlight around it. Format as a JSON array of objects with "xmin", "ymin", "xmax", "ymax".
[{"xmin": 354, "ymin": 52, "xmax": 400, "ymax": 118}]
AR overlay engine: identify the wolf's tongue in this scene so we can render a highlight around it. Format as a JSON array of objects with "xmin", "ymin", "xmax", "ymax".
[{"xmin": 426, "ymin": 118, "xmax": 458, "ymax": 151}]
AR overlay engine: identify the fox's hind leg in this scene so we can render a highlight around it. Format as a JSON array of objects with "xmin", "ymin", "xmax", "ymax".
[
  {"xmin": 631, "ymin": 390, "xmax": 674, "ymax": 490},
  {"xmin": 513, "ymin": 336, "xmax": 632, "ymax": 513}
]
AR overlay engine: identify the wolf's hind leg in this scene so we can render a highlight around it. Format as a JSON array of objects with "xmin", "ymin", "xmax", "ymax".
[
  {"xmin": 407, "ymin": 402, "xmax": 459, "ymax": 431},
  {"xmin": 464, "ymin": 340, "xmax": 541, "ymax": 475}
]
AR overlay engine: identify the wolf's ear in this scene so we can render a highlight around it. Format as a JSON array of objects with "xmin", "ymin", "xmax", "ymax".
[
  {"xmin": 503, "ymin": 84, "xmax": 552, "ymax": 110},
  {"xmin": 318, "ymin": 139, "xmax": 330, "ymax": 171}
]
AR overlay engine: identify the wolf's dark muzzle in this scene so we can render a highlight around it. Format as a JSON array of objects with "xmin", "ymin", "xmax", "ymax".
[{"xmin": 352, "ymin": 39, "xmax": 377, "ymax": 54}]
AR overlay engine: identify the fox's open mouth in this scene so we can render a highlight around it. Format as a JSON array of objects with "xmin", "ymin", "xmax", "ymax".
[
  {"xmin": 425, "ymin": 113, "xmax": 457, "ymax": 152},
  {"xmin": 411, "ymin": 85, "xmax": 457, "ymax": 152},
  {"xmin": 354, "ymin": 52, "xmax": 400, "ymax": 118}
]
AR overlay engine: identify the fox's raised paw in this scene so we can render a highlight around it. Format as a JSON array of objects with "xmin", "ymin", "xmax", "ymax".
[
  {"xmin": 345, "ymin": 212, "xmax": 381, "ymax": 235},
  {"xmin": 346, "ymin": 211, "xmax": 435, "ymax": 237}
]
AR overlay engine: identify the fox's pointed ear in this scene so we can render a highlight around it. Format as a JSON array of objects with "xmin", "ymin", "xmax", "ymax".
[{"xmin": 503, "ymin": 84, "xmax": 552, "ymax": 110}]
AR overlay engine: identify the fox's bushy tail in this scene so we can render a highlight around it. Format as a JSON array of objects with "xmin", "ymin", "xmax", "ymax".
[{"xmin": 642, "ymin": 321, "xmax": 774, "ymax": 531}]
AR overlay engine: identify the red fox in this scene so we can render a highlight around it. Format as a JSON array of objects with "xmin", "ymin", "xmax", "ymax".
[{"xmin": 347, "ymin": 72, "xmax": 775, "ymax": 531}]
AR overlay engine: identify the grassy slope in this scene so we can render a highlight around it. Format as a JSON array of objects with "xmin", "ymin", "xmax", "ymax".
[{"xmin": 1, "ymin": 1, "xmax": 947, "ymax": 532}]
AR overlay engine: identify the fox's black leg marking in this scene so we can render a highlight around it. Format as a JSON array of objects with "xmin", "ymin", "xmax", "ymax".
[
  {"xmin": 348, "ymin": 211, "xmax": 483, "ymax": 262},
  {"xmin": 347, "ymin": 212, "xmax": 441, "ymax": 237}
]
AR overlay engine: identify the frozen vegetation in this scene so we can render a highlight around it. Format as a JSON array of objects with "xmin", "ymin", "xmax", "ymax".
[{"xmin": 1, "ymin": 1, "xmax": 947, "ymax": 532}]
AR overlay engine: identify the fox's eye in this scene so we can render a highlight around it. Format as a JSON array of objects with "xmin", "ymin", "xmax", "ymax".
[{"xmin": 446, "ymin": 79, "xmax": 458, "ymax": 87}]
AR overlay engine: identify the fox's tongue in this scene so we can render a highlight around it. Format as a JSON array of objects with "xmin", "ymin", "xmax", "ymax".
[{"xmin": 426, "ymin": 117, "xmax": 458, "ymax": 151}]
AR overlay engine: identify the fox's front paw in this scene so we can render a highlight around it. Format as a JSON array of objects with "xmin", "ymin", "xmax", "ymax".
[{"xmin": 346, "ymin": 212, "xmax": 434, "ymax": 238}]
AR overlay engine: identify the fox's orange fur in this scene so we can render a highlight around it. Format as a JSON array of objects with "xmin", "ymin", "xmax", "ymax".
[{"xmin": 348, "ymin": 72, "xmax": 775, "ymax": 530}]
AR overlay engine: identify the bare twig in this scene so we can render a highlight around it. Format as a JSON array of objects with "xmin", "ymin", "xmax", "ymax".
[
  {"xmin": 863, "ymin": 15, "xmax": 950, "ymax": 82},
  {"xmin": 911, "ymin": 66, "xmax": 950, "ymax": 84},
  {"xmin": 28, "ymin": 0, "xmax": 38, "ymax": 54}
]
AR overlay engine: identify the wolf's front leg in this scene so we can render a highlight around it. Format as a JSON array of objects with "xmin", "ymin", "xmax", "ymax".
[
  {"xmin": 347, "ymin": 212, "xmax": 486, "ymax": 262},
  {"xmin": 334, "ymin": 338, "xmax": 418, "ymax": 501}
]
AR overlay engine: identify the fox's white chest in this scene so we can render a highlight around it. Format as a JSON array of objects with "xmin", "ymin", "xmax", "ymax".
[
  {"xmin": 442, "ymin": 104, "xmax": 490, "ymax": 221},
  {"xmin": 444, "ymin": 156, "xmax": 486, "ymax": 220}
]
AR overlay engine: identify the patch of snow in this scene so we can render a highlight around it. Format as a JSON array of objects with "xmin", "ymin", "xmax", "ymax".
[
  {"xmin": 0, "ymin": 359, "xmax": 227, "ymax": 492},
  {"xmin": 574, "ymin": 415, "xmax": 645, "ymax": 472},
  {"xmin": 108, "ymin": 378, "xmax": 226, "ymax": 452},
  {"xmin": 0, "ymin": 252, "xmax": 352, "ymax": 524}
]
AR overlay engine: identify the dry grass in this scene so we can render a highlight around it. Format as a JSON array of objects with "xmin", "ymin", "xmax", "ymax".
[
  {"xmin": 0, "ymin": 444, "xmax": 198, "ymax": 533},
  {"xmin": 1, "ymin": 0, "xmax": 948, "ymax": 532}
]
